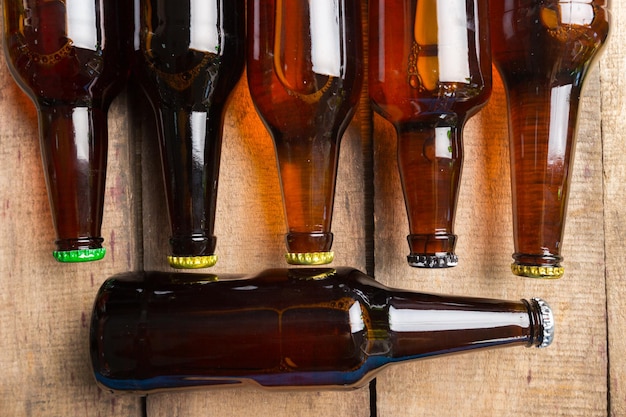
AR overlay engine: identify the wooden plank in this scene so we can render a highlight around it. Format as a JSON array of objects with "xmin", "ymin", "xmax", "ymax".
[
  {"xmin": 142, "ymin": 2, "xmax": 373, "ymax": 413},
  {"xmin": 373, "ymin": 60, "xmax": 609, "ymax": 416},
  {"xmin": 602, "ymin": 1, "xmax": 626, "ymax": 416},
  {"xmin": 0, "ymin": 42, "xmax": 143, "ymax": 416},
  {"xmin": 141, "ymin": 76, "xmax": 371, "ymax": 415},
  {"xmin": 2, "ymin": 2, "xmax": 623, "ymax": 416}
]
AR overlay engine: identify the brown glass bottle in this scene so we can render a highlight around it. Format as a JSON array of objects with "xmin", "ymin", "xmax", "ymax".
[
  {"xmin": 247, "ymin": 0, "xmax": 363, "ymax": 265},
  {"xmin": 490, "ymin": 1, "xmax": 610, "ymax": 278},
  {"xmin": 3, "ymin": 0, "xmax": 133, "ymax": 262},
  {"xmin": 90, "ymin": 267, "xmax": 553, "ymax": 393},
  {"xmin": 369, "ymin": 0, "xmax": 492, "ymax": 268},
  {"xmin": 134, "ymin": 0, "xmax": 245, "ymax": 269}
]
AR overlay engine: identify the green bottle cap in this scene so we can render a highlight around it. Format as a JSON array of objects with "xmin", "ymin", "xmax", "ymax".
[{"xmin": 53, "ymin": 248, "xmax": 106, "ymax": 263}]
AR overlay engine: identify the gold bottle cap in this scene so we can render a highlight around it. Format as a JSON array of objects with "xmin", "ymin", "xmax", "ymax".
[
  {"xmin": 511, "ymin": 263, "xmax": 564, "ymax": 279},
  {"xmin": 285, "ymin": 251, "xmax": 334, "ymax": 265},
  {"xmin": 168, "ymin": 255, "xmax": 218, "ymax": 269}
]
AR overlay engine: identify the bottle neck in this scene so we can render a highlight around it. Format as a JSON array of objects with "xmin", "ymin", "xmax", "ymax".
[
  {"xmin": 272, "ymin": 133, "xmax": 340, "ymax": 259},
  {"xmin": 157, "ymin": 107, "xmax": 222, "ymax": 266},
  {"xmin": 395, "ymin": 124, "xmax": 463, "ymax": 267},
  {"xmin": 376, "ymin": 292, "xmax": 548, "ymax": 361},
  {"xmin": 37, "ymin": 103, "xmax": 107, "ymax": 261}
]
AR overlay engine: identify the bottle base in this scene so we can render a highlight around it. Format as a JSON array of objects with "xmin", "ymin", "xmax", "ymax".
[
  {"xmin": 168, "ymin": 255, "xmax": 218, "ymax": 269},
  {"xmin": 511, "ymin": 263, "xmax": 564, "ymax": 279},
  {"xmin": 407, "ymin": 253, "xmax": 458, "ymax": 268},
  {"xmin": 285, "ymin": 251, "xmax": 334, "ymax": 265},
  {"xmin": 53, "ymin": 248, "xmax": 106, "ymax": 263}
]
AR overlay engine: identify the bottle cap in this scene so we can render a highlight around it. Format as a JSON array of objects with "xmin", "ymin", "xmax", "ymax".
[
  {"xmin": 285, "ymin": 251, "xmax": 334, "ymax": 265},
  {"xmin": 511, "ymin": 263, "xmax": 564, "ymax": 279},
  {"xmin": 168, "ymin": 255, "xmax": 218, "ymax": 269},
  {"xmin": 407, "ymin": 253, "xmax": 458, "ymax": 268},
  {"xmin": 533, "ymin": 298, "xmax": 555, "ymax": 348},
  {"xmin": 53, "ymin": 248, "xmax": 106, "ymax": 263}
]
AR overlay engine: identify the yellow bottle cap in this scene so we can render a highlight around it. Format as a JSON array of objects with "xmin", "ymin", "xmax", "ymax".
[
  {"xmin": 511, "ymin": 263, "xmax": 564, "ymax": 279},
  {"xmin": 285, "ymin": 251, "xmax": 334, "ymax": 265},
  {"xmin": 168, "ymin": 255, "xmax": 218, "ymax": 269}
]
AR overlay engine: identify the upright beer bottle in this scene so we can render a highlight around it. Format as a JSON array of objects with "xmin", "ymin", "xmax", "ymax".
[
  {"xmin": 3, "ymin": 0, "xmax": 133, "ymax": 262},
  {"xmin": 369, "ymin": 0, "xmax": 492, "ymax": 268},
  {"xmin": 247, "ymin": 0, "xmax": 363, "ymax": 265},
  {"xmin": 90, "ymin": 267, "xmax": 554, "ymax": 393},
  {"xmin": 490, "ymin": 0, "xmax": 610, "ymax": 278},
  {"xmin": 134, "ymin": 0, "xmax": 245, "ymax": 269}
]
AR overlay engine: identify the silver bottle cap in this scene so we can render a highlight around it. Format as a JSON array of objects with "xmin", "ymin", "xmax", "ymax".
[{"xmin": 533, "ymin": 298, "xmax": 554, "ymax": 348}]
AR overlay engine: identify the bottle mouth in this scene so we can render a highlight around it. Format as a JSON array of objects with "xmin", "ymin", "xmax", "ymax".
[
  {"xmin": 285, "ymin": 232, "xmax": 334, "ymax": 256},
  {"xmin": 533, "ymin": 298, "xmax": 555, "ymax": 348},
  {"xmin": 169, "ymin": 234, "xmax": 217, "ymax": 257},
  {"xmin": 512, "ymin": 253, "xmax": 564, "ymax": 279},
  {"xmin": 54, "ymin": 237, "xmax": 105, "ymax": 262},
  {"xmin": 406, "ymin": 234, "xmax": 458, "ymax": 268}
]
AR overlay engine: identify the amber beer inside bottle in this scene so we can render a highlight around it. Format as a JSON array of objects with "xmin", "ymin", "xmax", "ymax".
[
  {"xmin": 490, "ymin": 0, "xmax": 610, "ymax": 278},
  {"xmin": 2, "ymin": 0, "xmax": 132, "ymax": 262},
  {"xmin": 135, "ymin": 0, "xmax": 245, "ymax": 269},
  {"xmin": 369, "ymin": 0, "xmax": 492, "ymax": 268},
  {"xmin": 90, "ymin": 267, "xmax": 553, "ymax": 393},
  {"xmin": 247, "ymin": 0, "xmax": 363, "ymax": 265}
]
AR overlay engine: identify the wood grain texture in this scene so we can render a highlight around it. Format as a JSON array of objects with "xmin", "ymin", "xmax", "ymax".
[
  {"xmin": 602, "ymin": 1, "xmax": 626, "ymax": 417},
  {"xmin": 139, "ymin": 76, "xmax": 371, "ymax": 416},
  {"xmin": 1, "ymin": 2, "xmax": 625, "ymax": 416},
  {"xmin": 372, "ymin": 36, "xmax": 609, "ymax": 417},
  {"xmin": 0, "ymin": 34, "xmax": 143, "ymax": 417}
]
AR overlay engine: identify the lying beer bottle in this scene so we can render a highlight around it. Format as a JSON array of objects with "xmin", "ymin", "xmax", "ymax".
[
  {"xmin": 3, "ymin": 0, "xmax": 133, "ymax": 262},
  {"xmin": 490, "ymin": 0, "xmax": 610, "ymax": 278},
  {"xmin": 90, "ymin": 267, "xmax": 554, "ymax": 393},
  {"xmin": 247, "ymin": 0, "xmax": 364, "ymax": 265},
  {"xmin": 134, "ymin": 0, "xmax": 245, "ymax": 269},
  {"xmin": 369, "ymin": 0, "xmax": 492, "ymax": 268}
]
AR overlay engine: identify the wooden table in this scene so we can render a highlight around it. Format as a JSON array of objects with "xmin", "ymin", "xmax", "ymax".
[{"xmin": 1, "ymin": 3, "xmax": 624, "ymax": 416}]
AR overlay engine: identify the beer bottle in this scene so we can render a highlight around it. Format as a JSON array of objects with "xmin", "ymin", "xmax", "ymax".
[
  {"xmin": 134, "ymin": 0, "xmax": 245, "ymax": 269},
  {"xmin": 247, "ymin": 0, "xmax": 364, "ymax": 265},
  {"xmin": 3, "ymin": 0, "xmax": 133, "ymax": 262},
  {"xmin": 369, "ymin": 0, "xmax": 492, "ymax": 268},
  {"xmin": 490, "ymin": 0, "xmax": 610, "ymax": 278},
  {"xmin": 90, "ymin": 267, "xmax": 554, "ymax": 393}
]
